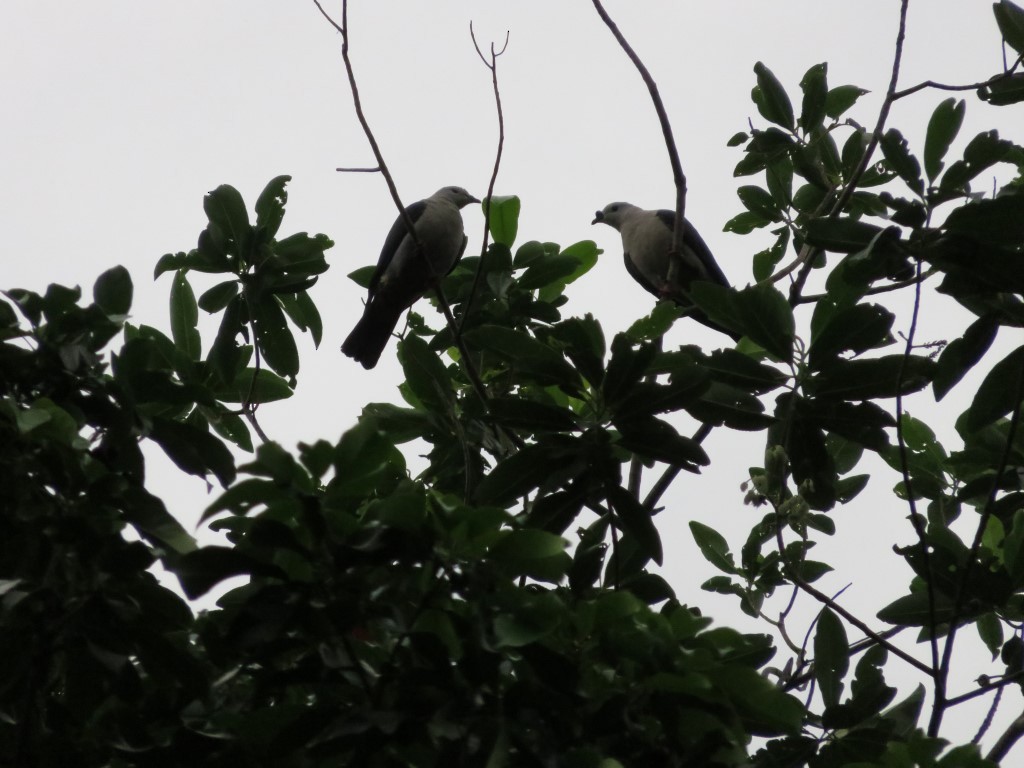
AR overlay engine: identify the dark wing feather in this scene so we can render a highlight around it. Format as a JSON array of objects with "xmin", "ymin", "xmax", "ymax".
[
  {"xmin": 655, "ymin": 209, "xmax": 729, "ymax": 287},
  {"xmin": 623, "ymin": 250, "xmax": 659, "ymax": 297},
  {"xmin": 367, "ymin": 200, "xmax": 428, "ymax": 297}
]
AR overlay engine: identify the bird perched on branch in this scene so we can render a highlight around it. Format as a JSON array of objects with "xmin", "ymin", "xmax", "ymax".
[
  {"xmin": 593, "ymin": 202, "xmax": 739, "ymax": 340},
  {"xmin": 342, "ymin": 186, "xmax": 480, "ymax": 369}
]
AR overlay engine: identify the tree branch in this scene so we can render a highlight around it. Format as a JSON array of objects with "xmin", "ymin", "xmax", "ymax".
[
  {"xmin": 459, "ymin": 22, "xmax": 510, "ymax": 334},
  {"xmin": 893, "ymin": 53, "xmax": 1024, "ymax": 99},
  {"xmin": 590, "ymin": 0, "xmax": 689, "ymax": 261},
  {"xmin": 788, "ymin": 0, "xmax": 910, "ymax": 306}
]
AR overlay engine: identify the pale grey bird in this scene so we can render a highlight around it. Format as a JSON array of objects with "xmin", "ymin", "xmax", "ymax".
[
  {"xmin": 342, "ymin": 186, "xmax": 479, "ymax": 368},
  {"xmin": 592, "ymin": 202, "xmax": 739, "ymax": 341}
]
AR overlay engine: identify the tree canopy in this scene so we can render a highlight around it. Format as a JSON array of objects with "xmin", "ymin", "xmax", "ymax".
[{"xmin": 3, "ymin": 1, "xmax": 1024, "ymax": 766}]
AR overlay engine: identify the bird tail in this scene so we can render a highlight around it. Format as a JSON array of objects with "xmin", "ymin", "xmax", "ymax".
[{"xmin": 341, "ymin": 302, "xmax": 402, "ymax": 369}]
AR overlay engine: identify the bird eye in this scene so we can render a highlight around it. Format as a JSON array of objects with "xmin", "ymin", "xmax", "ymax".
[{"xmin": 610, "ymin": 204, "xmax": 619, "ymax": 212}]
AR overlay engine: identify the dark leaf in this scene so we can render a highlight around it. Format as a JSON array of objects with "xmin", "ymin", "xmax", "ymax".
[
  {"xmin": 174, "ymin": 546, "xmax": 284, "ymax": 600},
  {"xmin": 924, "ymin": 98, "xmax": 966, "ymax": 181},
  {"xmin": 198, "ymin": 280, "xmax": 239, "ymax": 313},
  {"xmin": 398, "ymin": 334, "xmax": 454, "ymax": 413},
  {"xmin": 808, "ymin": 355, "xmax": 936, "ymax": 400},
  {"xmin": 150, "ymin": 416, "xmax": 236, "ymax": 487},
  {"xmin": 93, "ymin": 265, "xmax": 133, "ymax": 317},
  {"xmin": 814, "ymin": 608, "xmax": 849, "ymax": 708},
  {"xmin": 753, "ymin": 61, "xmax": 795, "ymax": 130},
  {"xmin": 965, "ymin": 344, "xmax": 1024, "ymax": 432},
  {"xmin": 933, "ymin": 315, "xmax": 999, "ymax": 400},
  {"xmin": 995, "ymin": 0, "xmax": 1024, "ymax": 54},
  {"xmin": 944, "ymin": 195, "xmax": 1024, "ymax": 247},
  {"xmin": 879, "ymin": 129, "xmax": 924, "ymax": 196},
  {"xmin": 691, "ymin": 282, "xmax": 794, "ymax": 361},
  {"xmin": 608, "ymin": 485, "xmax": 663, "ymax": 566},
  {"xmin": 808, "ymin": 303, "xmax": 895, "ymax": 369},
  {"xmin": 251, "ymin": 296, "xmax": 299, "ymax": 379},
  {"xmin": 799, "ymin": 63, "xmax": 828, "ymax": 131},
  {"xmin": 169, "ymin": 270, "xmax": 201, "ymax": 360},
  {"xmin": 204, "ymin": 184, "xmax": 251, "ymax": 258},
  {"xmin": 254, "ymin": 175, "xmax": 291, "ymax": 239},
  {"xmin": 825, "ymin": 85, "xmax": 869, "ymax": 118},
  {"xmin": 484, "ymin": 195, "xmax": 520, "ymax": 248},
  {"xmin": 615, "ymin": 416, "xmax": 709, "ymax": 468}
]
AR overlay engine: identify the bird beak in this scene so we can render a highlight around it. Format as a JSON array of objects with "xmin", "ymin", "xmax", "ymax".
[{"xmin": 592, "ymin": 211, "xmax": 604, "ymax": 225}]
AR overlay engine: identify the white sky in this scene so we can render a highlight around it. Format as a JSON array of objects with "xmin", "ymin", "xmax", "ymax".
[{"xmin": 3, "ymin": 0, "xmax": 1021, "ymax": 755}]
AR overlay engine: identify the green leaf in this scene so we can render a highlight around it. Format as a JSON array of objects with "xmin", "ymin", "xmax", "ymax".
[
  {"xmin": 484, "ymin": 195, "xmax": 521, "ymax": 248},
  {"xmin": 877, "ymin": 591, "xmax": 956, "ymax": 626},
  {"xmin": 203, "ymin": 184, "xmax": 251, "ymax": 257},
  {"xmin": 689, "ymin": 521, "xmax": 737, "ymax": 574},
  {"xmin": 608, "ymin": 486, "xmax": 662, "ymax": 566},
  {"xmin": 799, "ymin": 63, "xmax": 828, "ymax": 131},
  {"xmin": 347, "ymin": 265, "xmax": 377, "ymax": 289},
  {"xmin": 198, "ymin": 280, "xmax": 239, "ymax": 313},
  {"xmin": 475, "ymin": 442, "xmax": 579, "ymax": 507},
  {"xmin": 995, "ymin": 0, "xmax": 1024, "ymax": 54},
  {"xmin": 808, "ymin": 303, "xmax": 895, "ymax": 369},
  {"xmin": 690, "ymin": 282, "xmax": 794, "ymax": 361},
  {"xmin": 517, "ymin": 253, "xmax": 582, "ymax": 290},
  {"xmin": 488, "ymin": 530, "xmax": 569, "ymax": 583},
  {"xmin": 489, "ymin": 398, "xmax": 578, "ymax": 434},
  {"xmin": 752, "ymin": 61, "xmax": 795, "ymax": 130},
  {"xmin": 941, "ymin": 130, "xmax": 1013, "ymax": 191},
  {"xmin": 169, "ymin": 269, "xmax": 201, "ymax": 360},
  {"xmin": 251, "ymin": 296, "xmax": 299, "ymax": 379},
  {"xmin": 814, "ymin": 609, "xmax": 849, "ymax": 708},
  {"xmin": 398, "ymin": 334, "xmax": 454, "ymax": 413},
  {"xmin": 278, "ymin": 290, "xmax": 324, "ymax": 348},
  {"xmin": 977, "ymin": 612, "xmax": 1004, "ymax": 660},
  {"xmin": 808, "ymin": 355, "xmax": 936, "ymax": 400},
  {"xmin": 924, "ymin": 98, "xmax": 966, "ymax": 182},
  {"xmin": 825, "ymin": 85, "xmax": 869, "ymax": 119},
  {"xmin": 214, "ymin": 368, "xmax": 294, "ymax": 404},
  {"xmin": 965, "ymin": 345, "xmax": 1024, "ymax": 432},
  {"xmin": 805, "ymin": 217, "xmax": 887, "ymax": 254},
  {"xmin": 150, "ymin": 417, "xmax": 235, "ymax": 487},
  {"xmin": 465, "ymin": 325, "xmax": 580, "ymax": 391},
  {"xmin": 880, "ymin": 129, "xmax": 924, "ymax": 196},
  {"xmin": 173, "ymin": 546, "xmax": 283, "ymax": 600},
  {"xmin": 978, "ymin": 73, "xmax": 1024, "ymax": 105},
  {"xmin": 944, "ymin": 194, "xmax": 1024, "ymax": 247},
  {"xmin": 93, "ymin": 265, "xmax": 133, "ymax": 317},
  {"xmin": 615, "ymin": 417, "xmax": 709, "ymax": 468},
  {"xmin": 933, "ymin": 315, "xmax": 999, "ymax": 401},
  {"xmin": 254, "ymin": 175, "xmax": 291, "ymax": 239}
]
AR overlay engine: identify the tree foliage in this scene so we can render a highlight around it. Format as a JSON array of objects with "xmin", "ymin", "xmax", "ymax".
[{"xmin": 3, "ymin": 2, "xmax": 1024, "ymax": 766}]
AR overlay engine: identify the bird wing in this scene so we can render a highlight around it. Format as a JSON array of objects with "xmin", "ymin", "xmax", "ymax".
[
  {"xmin": 367, "ymin": 199, "xmax": 428, "ymax": 297},
  {"xmin": 654, "ymin": 209, "xmax": 729, "ymax": 288},
  {"xmin": 623, "ymin": 248, "xmax": 659, "ymax": 296}
]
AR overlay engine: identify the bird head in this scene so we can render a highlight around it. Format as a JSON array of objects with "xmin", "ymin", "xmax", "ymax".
[
  {"xmin": 592, "ymin": 202, "xmax": 638, "ymax": 231},
  {"xmin": 433, "ymin": 186, "xmax": 481, "ymax": 209}
]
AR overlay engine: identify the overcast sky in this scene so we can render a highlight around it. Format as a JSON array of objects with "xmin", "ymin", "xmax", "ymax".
[{"xmin": 3, "ymin": 0, "xmax": 1020, "ymax": 751}]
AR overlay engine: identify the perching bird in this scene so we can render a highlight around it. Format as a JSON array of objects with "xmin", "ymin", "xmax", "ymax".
[
  {"xmin": 342, "ymin": 186, "xmax": 480, "ymax": 369},
  {"xmin": 592, "ymin": 202, "xmax": 739, "ymax": 341}
]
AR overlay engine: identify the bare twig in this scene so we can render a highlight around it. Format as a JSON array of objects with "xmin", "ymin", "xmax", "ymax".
[
  {"xmin": 892, "ymin": 257, "xmax": 941, "ymax": 686},
  {"xmin": 459, "ymin": 22, "xmax": 510, "ymax": 334},
  {"xmin": 315, "ymin": 0, "xmax": 494, "ymax": 413},
  {"xmin": 893, "ymin": 53, "xmax": 1024, "ymax": 99},
  {"xmin": 591, "ymin": 0, "xmax": 688, "ymax": 262},
  {"xmin": 932, "ymin": 352, "xmax": 1024, "ymax": 735},
  {"xmin": 989, "ymin": 710, "xmax": 1024, "ymax": 764},
  {"xmin": 793, "ymin": 268, "xmax": 935, "ymax": 305},
  {"xmin": 773, "ymin": 512, "xmax": 934, "ymax": 677},
  {"xmin": 336, "ymin": 166, "xmax": 381, "ymax": 173}
]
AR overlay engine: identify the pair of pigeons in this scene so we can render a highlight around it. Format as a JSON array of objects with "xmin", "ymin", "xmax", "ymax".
[{"xmin": 342, "ymin": 186, "xmax": 735, "ymax": 369}]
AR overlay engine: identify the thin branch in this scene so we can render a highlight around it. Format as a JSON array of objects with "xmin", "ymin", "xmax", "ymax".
[
  {"xmin": 893, "ymin": 53, "xmax": 1024, "ymax": 99},
  {"xmin": 892, "ymin": 257, "xmax": 941, "ymax": 687},
  {"xmin": 642, "ymin": 422, "xmax": 714, "ymax": 513},
  {"xmin": 774, "ymin": 512, "xmax": 934, "ymax": 677},
  {"xmin": 336, "ymin": 166, "xmax": 381, "ymax": 173},
  {"xmin": 989, "ymin": 710, "xmax": 1024, "ymax": 764},
  {"xmin": 793, "ymin": 268, "xmax": 935, "ymax": 305},
  {"xmin": 590, "ymin": 0, "xmax": 688, "ymax": 261},
  {"xmin": 946, "ymin": 669, "xmax": 1024, "ymax": 708},
  {"xmin": 459, "ymin": 22, "xmax": 510, "ymax": 334},
  {"xmin": 973, "ymin": 682, "xmax": 1003, "ymax": 745},
  {"xmin": 788, "ymin": 0, "xmax": 910, "ymax": 305},
  {"xmin": 317, "ymin": 0, "xmax": 494, "ymax": 413},
  {"xmin": 933, "ymin": 352, "xmax": 1024, "ymax": 735}
]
